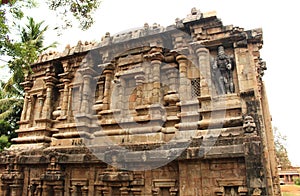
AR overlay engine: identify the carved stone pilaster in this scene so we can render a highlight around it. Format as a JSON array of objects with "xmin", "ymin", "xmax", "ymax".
[
  {"xmin": 42, "ymin": 76, "xmax": 58, "ymax": 119},
  {"xmin": 41, "ymin": 185, "xmax": 50, "ymax": 196},
  {"xmin": 77, "ymin": 67, "xmax": 97, "ymax": 115},
  {"xmin": 26, "ymin": 96, "xmax": 33, "ymax": 124},
  {"xmin": 164, "ymin": 67, "xmax": 180, "ymax": 106},
  {"xmin": 0, "ymin": 184, "xmax": 9, "ymax": 196},
  {"xmin": 234, "ymin": 46, "xmax": 255, "ymax": 94},
  {"xmin": 165, "ymin": 66, "xmax": 179, "ymax": 92},
  {"xmin": 10, "ymin": 184, "xmax": 23, "ymax": 196},
  {"xmin": 149, "ymin": 47, "xmax": 163, "ymax": 104},
  {"xmin": 176, "ymin": 54, "xmax": 189, "ymax": 100},
  {"xmin": 37, "ymin": 94, "xmax": 45, "ymax": 119},
  {"xmin": 61, "ymin": 78, "xmax": 71, "ymax": 118},
  {"xmin": 102, "ymin": 63, "xmax": 114, "ymax": 110},
  {"xmin": 134, "ymin": 74, "xmax": 145, "ymax": 106},
  {"xmin": 81, "ymin": 74, "xmax": 93, "ymax": 114},
  {"xmin": 20, "ymin": 79, "xmax": 33, "ymax": 123},
  {"xmin": 195, "ymin": 45, "xmax": 211, "ymax": 97},
  {"xmin": 20, "ymin": 93, "xmax": 29, "ymax": 122},
  {"xmin": 53, "ymin": 185, "xmax": 64, "ymax": 196}
]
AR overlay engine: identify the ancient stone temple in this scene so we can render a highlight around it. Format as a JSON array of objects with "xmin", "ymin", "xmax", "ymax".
[{"xmin": 0, "ymin": 8, "xmax": 280, "ymax": 196}]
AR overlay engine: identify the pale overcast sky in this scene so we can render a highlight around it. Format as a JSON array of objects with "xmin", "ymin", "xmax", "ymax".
[{"xmin": 4, "ymin": 0, "xmax": 300, "ymax": 166}]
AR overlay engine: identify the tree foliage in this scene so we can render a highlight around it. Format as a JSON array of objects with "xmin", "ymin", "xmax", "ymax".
[
  {"xmin": 0, "ymin": 14, "xmax": 55, "ymax": 150},
  {"xmin": 1, "ymin": 0, "xmax": 101, "ymax": 57},
  {"xmin": 273, "ymin": 127, "xmax": 291, "ymax": 169},
  {"xmin": 0, "ymin": 81, "xmax": 23, "ymax": 131},
  {"xmin": 0, "ymin": 0, "xmax": 37, "ymax": 55},
  {"xmin": 5, "ymin": 16, "xmax": 56, "ymax": 92},
  {"xmin": 0, "ymin": 80, "xmax": 21, "ymax": 150},
  {"xmin": 47, "ymin": 0, "xmax": 101, "ymax": 30},
  {"xmin": 0, "ymin": 135, "xmax": 10, "ymax": 151}
]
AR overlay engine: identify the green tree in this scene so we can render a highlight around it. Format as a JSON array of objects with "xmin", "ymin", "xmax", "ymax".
[
  {"xmin": 273, "ymin": 127, "xmax": 291, "ymax": 169},
  {"xmin": 0, "ymin": 16, "xmax": 55, "ymax": 150},
  {"xmin": 0, "ymin": 81, "xmax": 21, "ymax": 150},
  {"xmin": 0, "ymin": 81, "xmax": 23, "ymax": 132},
  {"xmin": 5, "ymin": 16, "xmax": 56, "ymax": 92},
  {"xmin": 1, "ymin": 0, "xmax": 101, "ymax": 59}
]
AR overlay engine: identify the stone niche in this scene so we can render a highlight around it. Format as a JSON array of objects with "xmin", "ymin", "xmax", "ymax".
[{"xmin": 0, "ymin": 7, "xmax": 281, "ymax": 196}]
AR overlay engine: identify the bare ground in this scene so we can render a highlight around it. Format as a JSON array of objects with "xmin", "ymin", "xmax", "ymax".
[{"xmin": 281, "ymin": 185, "xmax": 300, "ymax": 195}]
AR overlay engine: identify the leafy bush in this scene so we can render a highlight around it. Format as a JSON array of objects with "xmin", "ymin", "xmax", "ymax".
[
  {"xmin": 294, "ymin": 178, "xmax": 300, "ymax": 186},
  {"xmin": 0, "ymin": 135, "xmax": 10, "ymax": 151}
]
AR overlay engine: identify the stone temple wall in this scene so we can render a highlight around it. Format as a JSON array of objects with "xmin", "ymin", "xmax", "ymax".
[{"xmin": 0, "ymin": 8, "xmax": 280, "ymax": 196}]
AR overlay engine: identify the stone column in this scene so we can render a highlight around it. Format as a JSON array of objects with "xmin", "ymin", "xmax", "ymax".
[
  {"xmin": 233, "ymin": 46, "xmax": 255, "ymax": 93},
  {"xmin": 135, "ymin": 75, "xmax": 145, "ymax": 106},
  {"xmin": 143, "ymin": 59, "xmax": 152, "ymax": 105},
  {"xmin": 1, "ymin": 185, "xmax": 9, "ymax": 196},
  {"xmin": 42, "ymin": 76, "xmax": 58, "ymax": 119},
  {"xmin": 176, "ymin": 54, "xmax": 189, "ymax": 101},
  {"xmin": 10, "ymin": 184, "xmax": 22, "ymax": 196},
  {"xmin": 42, "ymin": 185, "xmax": 50, "ymax": 196},
  {"xmin": 114, "ymin": 79, "xmax": 123, "ymax": 109},
  {"xmin": 195, "ymin": 45, "xmax": 211, "ymax": 97},
  {"xmin": 164, "ymin": 68, "xmax": 180, "ymax": 106},
  {"xmin": 26, "ymin": 96, "xmax": 34, "ymax": 126},
  {"xmin": 150, "ymin": 48, "xmax": 163, "ymax": 104},
  {"xmin": 53, "ymin": 185, "xmax": 64, "ymax": 196},
  {"xmin": 58, "ymin": 88, "xmax": 64, "ymax": 110},
  {"xmin": 20, "ymin": 93, "xmax": 29, "ymax": 121},
  {"xmin": 103, "ymin": 64, "xmax": 114, "ymax": 110},
  {"xmin": 67, "ymin": 86, "xmax": 73, "ymax": 120},
  {"xmin": 80, "ymin": 74, "xmax": 93, "ymax": 114},
  {"xmin": 166, "ymin": 68, "xmax": 178, "ymax": 92},
  {"xmin": 36, "ymin": 184, "xmax": 42, "ymax": 196},
  {"xmin": 20, "ymin": 80, "xmax": 33, "ymax": 121},
  {"xmin": 95, "ymin": 80, "xmax": 105, "ymax": 104},
  {"xmin": 95, "ymin": 187, "xmax": 102, "ymax": 196},
  {"xmin": 37, "ymin": 94, "xmax": 45, "ymax": 119}
]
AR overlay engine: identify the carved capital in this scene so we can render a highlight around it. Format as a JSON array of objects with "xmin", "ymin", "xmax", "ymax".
[
  {"xmin": 43, "ymin": 76, "xmax": 58, "ymax": 87},
  {"xmin": 20, "ymin": 80, "xmax": 33, "ymax": 91},
  {"xmin": 78, "ymin": 67, "xmax": 97, "ymax": 77}
]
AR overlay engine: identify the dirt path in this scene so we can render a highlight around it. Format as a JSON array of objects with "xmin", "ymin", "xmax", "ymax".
[{"xmin": 281, "ymin": 185, "xmax": 300, "ymax": 195}]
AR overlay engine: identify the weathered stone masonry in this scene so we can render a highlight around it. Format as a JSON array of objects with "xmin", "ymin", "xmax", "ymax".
[{"xmin": 0, "ymin": 8, "xmax": 280, "ymax": 196}]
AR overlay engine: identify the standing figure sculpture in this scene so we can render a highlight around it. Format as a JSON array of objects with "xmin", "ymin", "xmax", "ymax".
[{"xmin": 212, "ymin": 46, "xmax": 235, "ymax": 94}]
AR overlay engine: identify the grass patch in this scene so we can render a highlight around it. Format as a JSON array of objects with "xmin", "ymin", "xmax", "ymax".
[{"xmin": 283, "ymin": 193, "xmax": 297, "ymax": 196}]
